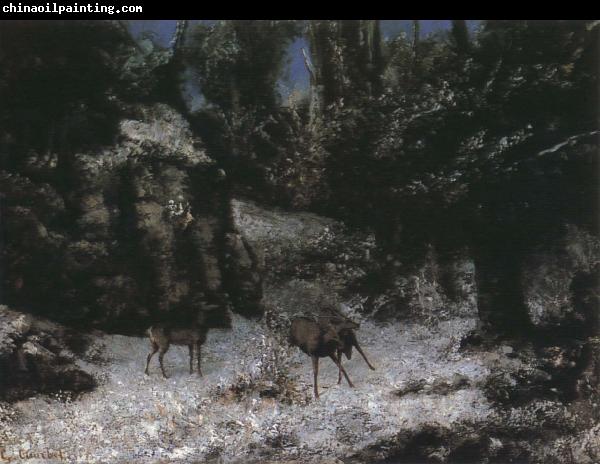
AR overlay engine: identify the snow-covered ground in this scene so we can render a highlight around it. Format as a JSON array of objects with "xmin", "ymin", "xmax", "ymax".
[
  {"xmin": 0, "ymin": 313, "xmax": 501, "ymax": 463},
  {"xmin": 3, "ymin": 198, "xmax": 586, "ymax": 463}
]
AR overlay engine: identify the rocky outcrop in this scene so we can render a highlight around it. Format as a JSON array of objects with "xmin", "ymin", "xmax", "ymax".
[
  {"xmin": 1, "ymin": 104, "xmax": 263, "ymax": 332},
  {"xmin": 0, "ymin": 305, "xmax": 96, "ymax": 401}
]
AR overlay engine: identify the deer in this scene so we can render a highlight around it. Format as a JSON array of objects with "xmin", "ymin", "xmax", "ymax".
[
  {"xmin": 144, "ymin": 299, "xmax": 224, "ymax": 379},
  {"xmin": 318, "ymin": 310, "xmax": 376, "ymax": 385},
  {"xmin": 144, "ymin": 325, "xmax": 208, "ymax": 379},
  {"xmin": 289, "ymin": 315, "xmax": 362, "ymax": 399}
]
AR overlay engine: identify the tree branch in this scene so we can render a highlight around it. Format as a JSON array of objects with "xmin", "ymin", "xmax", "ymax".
[{"xmin": 301, "ymin": 47, "xmax": 317, "ymax": 84}]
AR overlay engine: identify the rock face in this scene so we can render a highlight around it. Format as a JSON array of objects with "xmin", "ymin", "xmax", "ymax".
[
  {"xmin": 0, "ymin": 104, "xmax": 263, "ymax": 332},
  {"xmin": 0, "ymin": 305, "xmax": 95, "ymax": 401}
]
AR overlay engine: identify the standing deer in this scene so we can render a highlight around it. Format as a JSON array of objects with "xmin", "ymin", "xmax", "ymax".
[
  {"xmin": 144, "ymin": 325, "xmax": 208, "ymax": 379},
  {"xmin": 289, "ymin": 316, "xmax": 359, "ymax": 398},
  {"xmin": 144, "ymin": 300, "xmax": 225, "ymax": 379}
]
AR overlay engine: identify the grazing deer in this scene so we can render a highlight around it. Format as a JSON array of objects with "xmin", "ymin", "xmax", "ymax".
[
  {"xmin": 333, "ymin": 325, "xmax": 376, "ymax": 383},
  {"xmin": 289, "ymin": 316, "xmax": 358, "ymax": 398},
  {"xmin": 318, "ymin": 311, "xmax": 376, "ymax": 385}
]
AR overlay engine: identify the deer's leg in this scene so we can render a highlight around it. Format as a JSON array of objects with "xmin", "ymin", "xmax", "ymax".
[
  {"xmin": 145, "ymin": 342, "xmax": 159, "ymax": 375},
  {"xmin": 330, "ymin": 352, "xmax": 354, "ymax": 388},
  {"xmin": 158, "ymin": 344, "xmax": 170, "ymax": 379},
  {"xmin": 188, "ymin": 344, "xmax": 194, "ymax": 374},
  {"xmin": 337, "ymin": 349, "xmax": 343, "ymax": 384},
  {"xmin": 354, "ymin": 340, "xmax": 376, "ymax": 370},
  {"xmin": 196, "ymin": 342, "xmax": 203, "ymax": 377},
  {"xmin": 312, "ymin": 356, "xmax": 320, "ymax": 399}
]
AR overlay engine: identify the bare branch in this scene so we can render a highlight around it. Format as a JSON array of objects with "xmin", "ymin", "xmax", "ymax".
[{"xmin": 301, "ymin": 47, "xmax": 316, "ymax": 84}]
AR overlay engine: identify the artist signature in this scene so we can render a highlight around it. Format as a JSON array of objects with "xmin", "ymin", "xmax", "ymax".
[{"xmin": 0, "ymin": 446, "xmax": 67, "ymax": 462}]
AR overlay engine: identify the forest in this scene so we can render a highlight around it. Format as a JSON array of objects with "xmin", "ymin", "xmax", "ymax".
[{"xmin": 0, "ymin": 20, "xmax": 598, "ymax": 464}]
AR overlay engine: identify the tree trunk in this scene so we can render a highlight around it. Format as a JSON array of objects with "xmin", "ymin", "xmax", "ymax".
[
  {"xmin": 160, "ymin": 20, "xmax": 189, "ymax": 115},
  {"xmin": 451, "ymin": 20, "xmax": 470, "ymax": 55},
  {"xmin": 473, "ymin": 248, "xmax": 533, "ymax": 336},
  {"xmin": 412, "ymin": 20, "xmax": 420, "ymax": 79},
  {"xmin": 412, "ymin": 20, "xmax": 420, "ymax": 61},
  {"xmin": 308, "ymin": 20, "xmax": 344, "ymax": 107},
  {"xmin": 368, "ymin": 20, "xmax": 384, "ymax": 96}
]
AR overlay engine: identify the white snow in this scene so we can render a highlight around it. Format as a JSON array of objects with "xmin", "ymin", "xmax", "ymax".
[{"xmin": 0, "ymin": 313, "xmax": 500, "ymax": 463}]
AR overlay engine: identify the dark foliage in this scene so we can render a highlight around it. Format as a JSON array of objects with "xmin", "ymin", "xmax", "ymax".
[
  {"xmin": 0, "ymin": 20, "xmax": 597, "ymax": 339},
  {"xmin": 305, "ymin": 20, "xmax": 598, "ymax": 335},
  {"xmin": 0, "ymin": 21, "xmax": 134, "ymax": 172}
]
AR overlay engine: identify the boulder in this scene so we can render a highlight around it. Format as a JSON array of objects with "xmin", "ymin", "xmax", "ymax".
[{"xmin": 0, "ymin": 305, "xmax": 96, "ymax": 402}]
